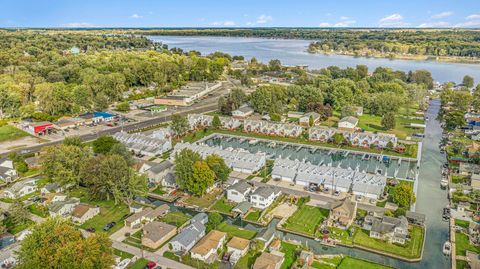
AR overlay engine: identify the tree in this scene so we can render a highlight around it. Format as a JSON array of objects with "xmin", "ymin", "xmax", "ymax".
[
  {"xmin": 451, "ymin": 141, "xmax": 465, "ymax": 155},
  {"xmin": 40, "ymin": 144, "xmax": 90, "ymax": 188},
  {"xmin": 171, "ymin": 114, "xmax": 189, "ymax": 137},
  {"xmin": 341, "ymin": 106, "xmax": 355, "ymax": 118},
  {"xmin": 332, "ymin": 133, "xmax": 345, "ymax": 145},
  {"xmin": 444, "ymin": 110, "xmax": 466, "ymax": 130},
  {"xmin": 206, "ymin": 212, "xmax": 223, "ymax": 232},
  {"xmin": 392, "ymin": 183, "xmax": 416, "ymax": 208},
  {"xmin": 174, "ymin": 149, "xmax": 202, "ymax": 191},
  {"xmin": 9, "ymin": 201, "xmax": 29, "ymax": 225},
  {"xmin": 81, "ymin": 154, "xmax": 147, "ymax": 205},
  {"xmin": 92, "ymin": 136, "xmax": 119, "ymax": 154},
  {"xmin": 381, "ymin": 112, "xmax": 396, "ymax": 130},
  {"xmin": 109, "ymin": 143, "xmax": 134, "ymax": 166},
  {"xmin": 205, "ymin": 154, "xmax": 231, "ymax": 182},
  {"xmin": 115, "ymin": 101, "xmax": 130, "ymax": 112},
  {"xmin": 463, "ymin": 75, "xmax": 474, "ymax": 88},
  {"xmin": 212, "ymin": 115, "xmax": 221, "ymax": 129},
  {"xmin": 309, "ymin": 115, "xmax": 314, "ymax": 127},
  {"xmin": 16, "ymin": 218, "xmax": 114, "ymax": 269},
  {"xmin": 268, "ymin": 59, "xmax": 282, "ymax": 71},
  {"xmin": 190, "ymin": 161, "xmax": 215, "ymax": 196},
  {"xmin": 63, "ymin": 136, "xmax": 83, "ymax": 147}
]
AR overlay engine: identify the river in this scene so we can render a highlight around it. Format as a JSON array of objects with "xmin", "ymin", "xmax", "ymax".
[{"xmin": 149, "ymin": 35, "xmax": 480, "ymax": 83}]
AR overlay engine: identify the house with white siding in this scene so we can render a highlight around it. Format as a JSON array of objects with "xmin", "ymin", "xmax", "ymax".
[
  {"xmin": 227, "ymin": 181, "xmax": 253, "ymax": 203},
  {"xmin": 249, "ymin": 186, "xmax": 281, "ymax": 209},
  {"xmin": 113, "ymin": 132, "xmax": 172, "ymax": 157},
  {"xmin": 309, "ymin": 127, "xmax": 338, "ymax": 142}
]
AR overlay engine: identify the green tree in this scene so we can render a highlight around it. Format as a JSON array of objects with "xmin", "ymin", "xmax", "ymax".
[
  {"xmin": 63, "ymin": 136, "xmax": 84, "ymax": 147},
  {"xmin": 332, "ymin": 133, "xmax": 345, "ymax": 144},
  {"xmin": 171, "ymin": 114, "xmax": 189, "ymax": 137},
  {"xmin": 309, "ymin": 115, "xmax": 314, "ymax": 127},
  {"xmin": 109, "ymin": 143, "xmax": 134, "ymax": 166},
  {"xmin": 206, "ymin": 212, "xmax": 223, "ymax": 232},
  {"xmin": 205, "ymin": 154, "xmax": 231, "ymax": 182},
  {"xmin": 115, "ymin": 101, "xmax": 130, "ymax": 112},
  {"xmin": 190, "ymin": 160, "xmax": 215, "ymax": 196},
  {"xmin": 212, "ymin": 115, "xmax": 221, "ymax": 129},
  {"xmin": 463, "ymin": 75, "xmax": 474, "ymax": 88},
  {"xmin": 92, "ymin": 136, "xmax": 119, "ymax": 154},
  {"xmin": 392, "ymin": 183, "xmax": 416, "ymax": 208},
  {"xmin": 341, "ymin": 106, "xmax": 355, "ymax": 118},
  {"xmin": 444, "ymin": 110, "xmax": 466, "ymax": 130},
  {"xmin": 9, "ymin": 201, "xmax": 29, "ymax": 225},
  {"xmin": 16, "ymin": 218, "xmax": 114, "ymax": 269},
  {"xmin": 381, "ymin": 112, "xmax": 396, "ymax": 130},
  {"xmin": 174, "ymin": 149, "xmax": 202, "ymax": 191}
]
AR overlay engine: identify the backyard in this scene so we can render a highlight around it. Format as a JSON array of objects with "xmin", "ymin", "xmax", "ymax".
[
  {"xmin": 183, "ymin": 189, "xmax": 221, "ymax": 209},
  {"xmin": 217, "ymin": 222, "xmax": 257, "ymax": 240},
  {"xmin": 311, "ymin": 256, "xmax": 393, "ymax": 269},
  {"xmin": 283, "ymin": 205, "xmax": 329, "ymax": 236},
  {"xmin": 0, "ymin": 124, "xmax": 29, "ymax": 142},
  {"xmin": 244, "ymin": 210, "xmax": 261, "ymax": 222},
  {"xmin": 159, "ymin": 211, "xmax": 191, "ymax": 227},
  {"xmin": 353, "ymin": 225, "xmax": 425, "ymax": 259},
  {"xmin": 235, "ymin": 250, "xmax": 261, "ymax": 269},
  {"xmin": 455, "ymin": 232, "xmax": 480, "ymax": 256},
  {"xmin": 210, "ymin": 197, "xmax": 236, "ymax": 214},
  {"xmin": 280, "ymin": 241, "xmax": 299, "ymax": 269}
]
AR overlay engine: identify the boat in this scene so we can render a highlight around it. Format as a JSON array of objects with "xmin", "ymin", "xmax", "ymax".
[
  {"xmin": 443, "ymin": 241, "xmax": 451, "ymax": 255},
  {"xmin": 248, "ymin": 139, "xmax": 258, "ymax": 145},
  {"xmin": 440, "ymin": 179, "xmax": 448, "ymax": 188}
]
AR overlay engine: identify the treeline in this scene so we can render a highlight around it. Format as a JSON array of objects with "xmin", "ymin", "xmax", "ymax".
[
  {"xmin": 244, "ymin": 65, "xmax": 431, "ymax": 119},
  {"xmin": 0, "ymin": 31, "xmax": 230, "ymax": 120},
  {"xmin": 130, "ymin": 28, "xmax": 480, "ymax": 58}
]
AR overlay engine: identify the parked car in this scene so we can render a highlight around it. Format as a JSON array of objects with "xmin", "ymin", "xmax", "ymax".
[
  {"xmin": 103, "ymin": 222, "xmax": 116, "ymax": 231},
  {"xmin": 86, "ymin": 227, "xmax": 96, "ymax": 233}
]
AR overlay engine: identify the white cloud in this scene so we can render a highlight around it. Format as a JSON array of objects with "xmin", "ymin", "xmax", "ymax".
[
  {"xmin": 246, "ymin": 22, "xmax": 254, "ymax": 26},
  {"xmin": 256, "ymin": 15, "xmax": 273, "ymax": 24},
  {"xmin": 380, "ymin": 14, "xmax": 403, "ymax": 22},
  {"xmin": 63, "ymin": 22, "xmax": 95, "ymax": 28},
  {"xmin": 319, "ymin": 22, "xmax": 331, "ymax": 27},
  {"xmin": 211, "ymin": 21, "xmax": 236, "ymax": 27},
  {"xmin": 431, "ymin": 11, "xmax": 453, "ymax": 19},
  {"xmin": 418, "ymin": 21, "xmax": 450, "ymax": 28},
  {"xmin": 334, "ymin": 20, "xmax": 356, "ymax": 27},
  {"xmin": 131, "ymin": 14, "xmax": 142, "ymax": 19},
  {"xmin": 379, "ymin": 14, "xmax": 409, "ymax": 27},
  {"xmin": 455, "ymin": 20, "xmax": 480, "ymax": 28},
  {"xmin": 466, "ymin": 14, "xmax": 480, "ymax": 20},
  {"xmin": 340, "ymin": 16, "xmax": 350, "ymax": 20}
]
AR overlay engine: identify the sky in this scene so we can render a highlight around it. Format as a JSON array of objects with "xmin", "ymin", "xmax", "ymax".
[{"xmin": 2, "ymin": 0, "xmax": 480, "ymax": 28}]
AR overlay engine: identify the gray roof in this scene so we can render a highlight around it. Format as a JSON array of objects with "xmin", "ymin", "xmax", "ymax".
[
  {"xmin": 228, "ymin": 181, "xmax": 252, "ymax": 194},
  {"xmin": 49, "ymin": 198, "xmax": 79, "ymax": 213},
  {"xmin": 43, "ymin": 183, "xmax": 60, "ymax": 192},
  {"xmin": 371, "ymin": 216, "xmax": 408, "ymax": 234},
  {"xmin": 149, "ymin": 160, "xmax": 174, "ymax": 174},
  {"xmin": 236, "ymin": 106, "xmax": 254, "ymax": 114},
  {"xmin": 251, "ymin": 186, "xmax": 277, "ymax": 199},
  {"xmin": 233, "ymin": 201, "xmax": 252, "ymax": 214},
  {"xmin": 340, "ymin": 116, "xmax": 359, "ymax": 125},
  {"xmin": 406, "ymin": 211, "xmax": 426, "ymax": 222},
  {"xmin": 256, "ymin": 227, "xmax": 275, "ymax": 242},
  {"xmin": 171, "ymin": 221, "xmax": 205, "ymax": 247},
  {"xmin": 191, "ymin": 212, "xmax": 208, "ymax": 224},
  {"xmin": 164, "ymin": 172, "xmax": 176, "ymax": 185}
]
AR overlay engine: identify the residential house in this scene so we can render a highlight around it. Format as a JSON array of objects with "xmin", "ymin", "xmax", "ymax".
[
  {"xmin": 3, "ymin": 180, "xmax": 37, "ymax": 199},
  {"xmin": 71, "ymin": 204, "xmax": 100, "ymax": 224},
  {"xmin": 369, "ymin": 216, "xmax": 409, "ymax": 245},
  {"xmin": 42, "ymin": 193, "xmax": 67, "ymax": 206},
  {"xmin": 298, "ymin": 250, "xmax": 314, "ymax": 267},
  {"xmin": 271, "ymin": 158, "xmax": 299, "ymax": 183},
  {"xmin": 338, "ymin": 116, "xmax": 358, "ymax": 131},
  {"xmin": 170, "ymin": 214, "xmax": 208, "ymax": 253},
  {"xmin": 232, "ymin": 106, "xmax": 254, "ymax": 119},
  {"xmin": 151, "ymin": 127, "xmax": 173, "ymax": 140},
  {"xmin": 255, "ymin": 227, "xmax": 275, "ymax": 250},
  {"xmin": 140, "ymin": 160, "xmax": 174, "ymax": 183},
  {"xmin": 299, "ymin": 112, "xmax": 320, "ymax": 126},
  {"xmin": 227, "ymin": 236, "xmax": 250, "ymax": 264},
  {"xmin": 309, "ymin": 127, "xmax": 338, "ymax": 142},
  {"xmin": 329, "ymin": 199, "xmax": 357, "ymax": 229},
  {"xmin": 129, "ymin": 204, "xmax": 143, "ymax": 214},
  {"xmin": 351, "ymin": 173, "xmax": 387, "ymax": 200},
  {"xmin": 249, "ymin": 186, "xmax": 281, "ymax": 210},
  {"xmin": 124, "ymin": 204, "xmax": 169, "ymax": 229},
  {"xmin": 162, "ymin": 173, "xmax": 177, "ymax": 189},
  {"xmin": 114, "ymin": 132, "xmax": 172, "ymax": 157},
  {"xmin": 220, "ymin": 117, "xmax": 242, "ymax": 130},
  {"xmin": 253, "ymin": 252, "xmax": 284, "ymax": 269},
  {"xmin": 141, "ymin": 221, "xmax": 177, "ymax": 249},
  {"xmin": 459, "ymin": 162, "xmax": 480, "ymax": 176},
  {"xmin": 0, "ymin": 159, "xmax": 17, "ymax": 183},
  {"xmin": 232, "ymin": 201, "xmax": 252, "ymax": 217},
  {"xmin": 191, "ymin": 230, "xmax": 227, "ymax": 263},
  {"xmin": 41, "ymin": 183, "xmax": 63, "ymax": 194},
  {"xmin": 188, "ymin": 114, "xmax": 213, "ymax": 129},
  {"xmin": 49, "ymin": 197, "xmax": 80, "ymax": 217},
  {"xmin": 227, "ymin": 181, "xmax": 253, "ymax": 203},
  {"xmin": 405, "ymin": 211, "xmax": 426, "ymax": 226}
]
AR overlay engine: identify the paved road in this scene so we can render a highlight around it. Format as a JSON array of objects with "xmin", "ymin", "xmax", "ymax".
[
  {"xmin": 112, "ymin": 241, "xmax": 194, "ymax": 269},
  {"xmin": 1, "ymin": 103, "xmax": 217, "ymax": 158}
]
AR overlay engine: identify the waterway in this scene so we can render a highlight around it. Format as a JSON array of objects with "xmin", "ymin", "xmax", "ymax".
[
  {"xmin": 149, "ymin": 35, "xmax": 480, "ymax": 83},
  {"xmin": 154, "ymin": 99, "xmax": 448, "ymax": 269}
]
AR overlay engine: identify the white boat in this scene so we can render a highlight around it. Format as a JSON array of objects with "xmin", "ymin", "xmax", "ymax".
[
  {"xmin": 443, "ymin": 241, "xmax": 451, "ymax": 255},
  {"xmin": 440, "ymin": 179, "xmax": 448, "ymax": 188},
  {"xmin": 248, "ymin": 139, "xmax": 258, "ymax": 145}
]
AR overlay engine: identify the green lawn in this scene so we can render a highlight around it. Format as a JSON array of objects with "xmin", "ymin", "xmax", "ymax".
[
  {"xmin": 163, "ymin": 251, "xmax": 180, "ymax": 262},
  {"xmin": 311, "ymin": 261, "xmax": 336, "ymax": 269},
  {"xmin": 353, "ymin": 225, "xmax": 424, "ymax": 259},
  {"xmin": 71, "ymin": 188, "xmax": 130, "ymax": 234},
  {"xmin": 210, "ymin": 197, "xmax": 236, "ymax": 214},
  {"xmin": 3, "ymin": 217, "xmax": 34, "ymax": 234},
  {"xmin": 129, "ymin": 258, "xmax": 149, "ymax": 269},
  {"xmin": 159, "ymin": 211, "xmax": 191, "ymax": 228},
  {"xmin": 337, "ymin": 257, "xmax": 393, "ymax": 269},
  {"xmin": 112, "ymin": 248, "xmax": 134, "ymax": 259},
  {"xmin": 456, "ymin": 260, "xmax": 469, "ymax": 269},
  {"xmin": 217, "ymin": 222, "xmax": 257, "ymax": 240},
  {"xmin": 235, "ymin": 250, "xmax": 261, "ymax": 269},
  {"xmin": 152, "ymin": 186, "xmax": 166, "ymax": 195},
  {"xmin": 0, "ymin": 125, "xmax": 29, "ymax": 142},
  {"xmin": 455, "ymin": 219, "xmax": 471, "ymax": 229},
  {"xmin": 283, "ymin": 205, "xmax": 329, "ymax": 236},
  {"xmin": 280, "ymin": 242, "xmax": 299, "ymax": 269},
  {"xmin": 244, "ymin": 210, "xmax": 261, "ymax": 222},
  {"xmin": 357, "ymin": 113, "xmax": 425, "ymax": 140},
  {"xmin": 451, "ymin": 175, "xmax": 468, "ymax": 184},
  {"xmin": 27, "ymin": 204, "xmax": 49, "ymax": 218},
  {"xmin": 317, "ymin": 227, "xmax": 354, "ymax": 246},
  {"xmin": 456, "ymin": 232, "xmax": 480, "ymax": 256},
  {"xmin": 183, "ymin": 189, "xmax": 221, "ymax": 209}
]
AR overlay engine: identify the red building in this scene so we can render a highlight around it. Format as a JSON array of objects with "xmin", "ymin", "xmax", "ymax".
[{"xmin": 27, "ymin": 122, "xmax": 54, "ymax": 135}]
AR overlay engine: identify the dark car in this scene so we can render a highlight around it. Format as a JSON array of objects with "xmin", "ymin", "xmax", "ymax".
[
  {"xmin": 86, "ymin": 227, "xmax": 96, "ymax": 233},
  {"xmin": 103, "ymin": 222, "xmax": 116, "ymax": 231}
]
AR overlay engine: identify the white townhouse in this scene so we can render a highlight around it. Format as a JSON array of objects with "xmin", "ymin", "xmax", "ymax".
[
  {"xmin": 249, "ymin": 186, "xmax": 281, "ymax": 209},
  {"xmin": 227, "ymin": 181, "xmax": 253, "ymax": 203},
  {"xmin": 188, "ymin": 114, "xmax": 213, "ymax": 129},
  {"xmin": 219, "ymin": 116, "xmax": 242, "ymax": 130},
  {"xmin": 232, "ymin": 105, "xmax": 254, "ymax": 119},
  {"xmin": 113, "ymin": 132, "xmax": 172, "ymax": 157},
  {"xmin": 271, "ymin": 158, "xmax": 300, "ymax": 183},
  {"xmin": 0, "ymin": 159, "xmax": 17, "ymax": 183},
  {"xmin": 309, "ymin": 127, "xmax": 338, "ymax": 142},
  {"xmin": 299, "ymin": 112, "xmax": 320, "ymax": 126},
  {"xmin": 351, "ymin": 173, "xmax": 387, "ymax": 200},
  {"xmin": 151, "ymin": 127, "xmax": 173, "ymax": 140}
]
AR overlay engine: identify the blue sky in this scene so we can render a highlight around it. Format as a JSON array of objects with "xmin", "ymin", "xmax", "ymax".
[{"xmin": 2, "ymin": 0, "xmax": 480, "ymax": 28}]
